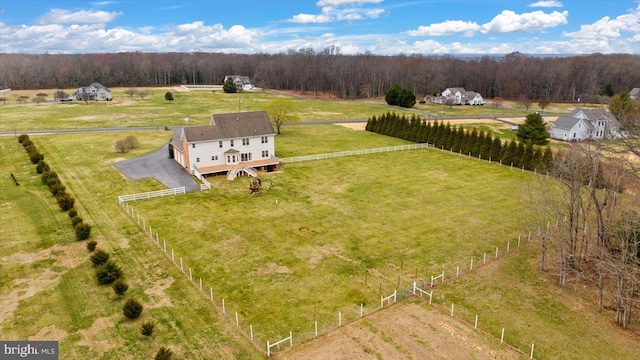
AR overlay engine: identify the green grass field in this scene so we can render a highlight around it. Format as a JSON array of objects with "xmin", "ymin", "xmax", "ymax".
[
  {"xmin": 0, "ymin": 87, "xmax": 602, "ymax": 132},
  {"xmin": 0, "ymin": 133, "xmax": 262, "ymax": 359},
  {"xmin": 1, "ymin": 89, "xmax": 636, "ymax": 359}
]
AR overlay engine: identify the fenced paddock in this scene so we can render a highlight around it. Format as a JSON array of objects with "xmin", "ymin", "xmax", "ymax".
[{"xmin": 114, "ymin": 138, "xmax": 555, "ymax": 358}]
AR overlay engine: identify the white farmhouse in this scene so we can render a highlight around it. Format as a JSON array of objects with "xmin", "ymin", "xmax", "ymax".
[
  {"xmin": 431, "ymin": 87, "xmax": 485, "ymax": 105},
  {"xmin": 73, "ymin": 83, "xmax": 112, "ymax": 101},
  {"xmin": 549, "ymin": 109, "xmax": 621, "ymax": 141},
  {"xmin": 170, "ymin": 111, "xmax": 279, "ymax": 180}
]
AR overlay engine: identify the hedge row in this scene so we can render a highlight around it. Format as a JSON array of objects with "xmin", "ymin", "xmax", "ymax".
[
  {"xmin": 18, "ymin": 134, "xmax": 92, "ymax": 241},
  {"xmin": 19, "ymin": 134, "xmax": 166, "ymax": 357},
  {"xmin": 365, "ymin": 112, "xmax": 554, "ymax": 172}
]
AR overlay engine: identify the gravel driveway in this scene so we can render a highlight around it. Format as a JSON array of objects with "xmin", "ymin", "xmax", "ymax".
[{"xmin": 114, "ymin": 138, "xmax": 200, "ymax": 192}]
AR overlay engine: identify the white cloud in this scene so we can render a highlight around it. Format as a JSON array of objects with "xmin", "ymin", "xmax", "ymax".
[
  {"xmin": 562, "ymin": 5, "xmax": 640, "ymax": 40},
  {"xmin": 407, "ymin": 20, "xmax": 481, "ymax": 36},
  {"xmin": 287, "ymin": 0, "xmax": 385, "ymax": 23},
  {"xmin": 37, "ymin": 9, "xmax": 121, "ymax": 25},
  {"xmin": 481, "ymin": 10, "xmax": 568, "ymax": 34},
  {"xmin": 408, "ymin": 10, "xmax": 568, "ymax": 37},
  {"xmin": 317, "ymin": 0, "xmax": 383, "ymax": 6},
  {"xmin": 290, "ymin": 13, "xmax": 332, "ymax": 24},
  {"xmin": 528, "ymin": 1, "xmax": 563, "ymax": 8}
]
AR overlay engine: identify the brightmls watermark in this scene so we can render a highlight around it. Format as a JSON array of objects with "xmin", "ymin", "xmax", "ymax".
[{"xmin": 1, "ymin": 341, "xmax": 58, "ymax": 359}]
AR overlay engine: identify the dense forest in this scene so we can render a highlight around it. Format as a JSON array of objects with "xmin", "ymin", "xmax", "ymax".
[{"xmin": 1, "ymin": 49, "xmax": 639, "ymax": 102}]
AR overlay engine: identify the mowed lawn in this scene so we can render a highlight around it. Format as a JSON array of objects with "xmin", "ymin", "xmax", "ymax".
[
  {"xmin": 127, "ymin": 125, "xmax": 535, "ymax": 342},
  {"xmin": 0, "ymin": 133, "xmax": 262, "ymax": 359}
]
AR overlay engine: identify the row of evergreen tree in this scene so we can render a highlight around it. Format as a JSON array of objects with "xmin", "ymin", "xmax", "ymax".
[{"xmin": 365, "ymin": 112, "xmax": 554, "ymax": 172}]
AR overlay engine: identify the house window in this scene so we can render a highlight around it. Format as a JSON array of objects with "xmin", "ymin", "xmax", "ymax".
[
  {"xmin": 261, "ymin": 136, "xmax": 268, "ymax": 144},
  {"xmin": 211, "ymin": 155, "xmax": 218, "ymax": 161},
  {"xmin": 230, "ymin": 140, "xmax": 234, "ymax": 147},
  {"xmin": 219, "ymin": 141, "xmax": 223, "ymax": 148},
  {"xmin": 192, "ymin": 143, "xmax": 196, "ymax": 148},
  {"xmin": 241, "ymin": 153, "xmax": 252, "ymax": 161},
  {"xmin": 242, "ymin": 138, "xmax": 249, "ymax": 146},
  {"xmin": 196, "ymin": 158, "xmax": 200, "ymax": 162},
  {"xmin": 262, "ymin": 150, "xmax": 269, "ymax": 158}
]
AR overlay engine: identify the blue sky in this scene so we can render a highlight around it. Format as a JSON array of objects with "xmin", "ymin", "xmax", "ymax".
[{"xmin": 1, "ymin": 0, "xmax": 639, "ymax": 54}]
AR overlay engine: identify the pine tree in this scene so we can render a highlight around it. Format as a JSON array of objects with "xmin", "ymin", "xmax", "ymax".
[
  {"xmin": 427, "ymin": 121, "xmax": 436, "ymax": 144},
  {"xmin": 517, "ymin": 112, "xmax": 549, "ymax": 145},
  {"xmin": 385, "ymin": 84, "xmax": 401, "ymax": 106},
  {"xmin": 480, "ymin": 133, "xmax": 493, "ymax": 159},
  {"xmin": 513, "ymin": 141, "xmax": 525, "ymax": 168},
  {"xmin": 465, "ymin": 129, "xmax": 478, "ymax": 155},
  {"xmin": 531, "ymin": 147, "xmax": 543, "ymax": 171},
  {"xmin": 502, "ymin": 139, "xmax": 517, "ymax": 166},
  {"xmin": 541, "ymin": 146, "xmax": 554, "ymax": 172},
  {"xmin": 520, "ymin": 143, "xmax": 534, "ymax": 170},
  {"xmin": 490, "ymin": 137, "xmax": 502, "ymax": 162},
  {"xmin": 452, "ymin": 127, "xmax": 464, "ymax": 153},
  {"xmin": 472, "ymin": 130, "xmax": 485, "ymax": 157}
]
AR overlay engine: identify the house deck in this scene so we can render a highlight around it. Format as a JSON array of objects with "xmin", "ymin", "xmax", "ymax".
[{"xmin": 194, "ymin": 158, "xmax": 280, "ymax": 176}]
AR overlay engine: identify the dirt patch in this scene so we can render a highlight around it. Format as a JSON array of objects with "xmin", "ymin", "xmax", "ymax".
[
  {"xmin": 336, "ymin": 123, "xmax": 367, "ymax": 131},
  {"xmin": 76, "ymin": 315, "xmax": 119, "ymax": 354},
  {"xmin": 255, "ymin": 262, "xmax": 293, "ymax": 275},
  {"xmin": 0, "ymin": 269, "xmax": 62, "ymax": 324},
  {"xmin": 144, "ymin": 276, "xmax": 175, "ymax": 309},
  {"xmin": 279, "ymin": 302, "xmax": 525, "ymax": 360},
  {"xmin": 0, "ymin": 243, "xmax": 84, "ymax": 268},
  {"xmin": 29, "ymin": 324, "xmax": 68, "ymax": 342}
]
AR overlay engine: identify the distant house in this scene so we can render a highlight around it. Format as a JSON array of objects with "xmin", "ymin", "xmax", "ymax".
[
  {"xmin": 224, "ymin": 75, "xmax": 253, "ymax": 91},
  {"xmin": 73, "ymin": 83, "xmax": 112, "ymax": 101},
  {"xmin": 170, "ymin": 111, "xmax": 278, "ymax": 180},
  {"xmin": 630, "ymin": 88, "xmax": 640, "ymax": 100},
  {"xmin": 549, "ymin": 108, "xmax": 621, "ymax": 141},
  {"xmin": 429, "ymin": 87, "xmax": 484, "ymax": 105}
]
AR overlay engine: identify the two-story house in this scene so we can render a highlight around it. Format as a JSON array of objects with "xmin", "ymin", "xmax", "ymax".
[
  {"xmin": 430, "ymin": 87, "xmax": 485, "ymax": 105},
  {"xmin": 73, "ymin": 83, "xmax": 112, "ymax": 101},
  {"xmin": 170, "ymin": 111, "xmax": 278, "ymax": 180},
  {"xmin": 549, "ymin": 109, "xmax": 621, "ymax": 141}
]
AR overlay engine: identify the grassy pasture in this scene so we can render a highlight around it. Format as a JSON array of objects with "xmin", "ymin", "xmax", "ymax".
[
  {"xmin": 0, "ymin": 133, "xmax": 262, "ymax": 359},
  {"xmin": 0, "ymin": 88, "xmax": 416, "ymax": 131},
  {"xmin": 0, "ymin": 87, "xmax": 598, "ymax": 133},
  {"xmin": 127, "ymin": 125, "xmax": 535, "ymax": 342}
]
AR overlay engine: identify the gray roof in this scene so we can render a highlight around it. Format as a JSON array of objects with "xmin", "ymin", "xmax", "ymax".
[
  {"xmin": 182, "ymin": 111, "xmax": 274, "ymax": 143},
  {"xmin": 553, "ymin": 116, "xmax": 581, "ymax": 130}
]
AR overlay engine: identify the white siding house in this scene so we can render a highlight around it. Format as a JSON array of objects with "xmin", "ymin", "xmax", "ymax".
[
  {"xmin": 73, "ymin": 83, "xmax": 112, "ymax": 101},
  {"xmin": 432, "ymin": 87, "xmax": 485, "ymax": 105},
  {"xmin": 170, "ymin": 111, "xmax": 278, "ymax": 179},
  {"xmin": 550, "ymin": 109, "xmax": 621, "ymax": 141}
]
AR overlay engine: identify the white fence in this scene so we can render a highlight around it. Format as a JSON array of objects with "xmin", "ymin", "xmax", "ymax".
[
  {"xmin": 118, "ymin": 187, "xmax": 185, "ymax": 204},
  {"xmin": 280, "ymin": 143, "xmax": 431, "ymax": 163},
  {"xmin": 267, "ymin": 332, "xmax": 292, "ymax": 357}
]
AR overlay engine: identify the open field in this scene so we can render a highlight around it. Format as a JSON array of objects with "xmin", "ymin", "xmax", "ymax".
[
  {"xmin": 1, "ymin": 87, "xmax": 599, "ymax": 133},
  {"xmin": 2, "ymin": 89, "xmax": 638, "ymax": 359}
]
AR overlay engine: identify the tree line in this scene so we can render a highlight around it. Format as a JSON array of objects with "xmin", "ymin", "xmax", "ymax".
[
  {"xmin": 1, "ymin": 50, "xmax": 638, "ymax": 102},
  {"xmin": 365, "ymin": 112, "xmax": 553, "ymax": 172}
]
